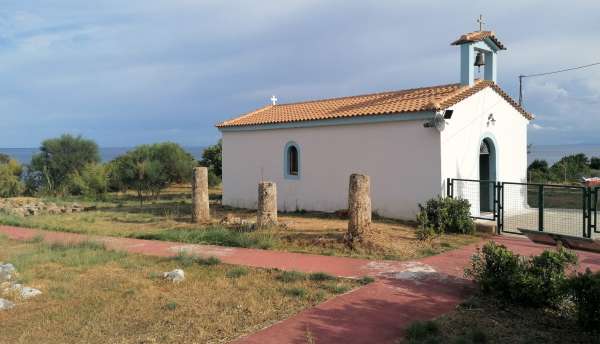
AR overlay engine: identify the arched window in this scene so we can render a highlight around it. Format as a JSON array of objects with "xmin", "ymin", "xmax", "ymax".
[{"xmin": 284, "ymin": 142, "xmax": 300, "ymax": 179}]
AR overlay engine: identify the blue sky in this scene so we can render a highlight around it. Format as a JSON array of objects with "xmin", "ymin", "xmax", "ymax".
[{"xmin": 1, "ymin": 1, "xmax": 599, "ymax": 148}]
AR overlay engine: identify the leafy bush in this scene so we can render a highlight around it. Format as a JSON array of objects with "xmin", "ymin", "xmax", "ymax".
[
  {"xmin": 568, "ymin": 269, "xmax": 600, "ymax": 331},
  {"xmin": 0, "ymin": 158, "xmax": 24, "ymax": 197},
  {"xmin": 417, "ymin": 197, "xmax": 475, "ymax": 235},
  {"xmin": 465, "ymin": 241, "xmax": 577, "ymax": 308},
  {"xmin": 64, "ymin": 163, "xmax": 108, "ymax": 199}
]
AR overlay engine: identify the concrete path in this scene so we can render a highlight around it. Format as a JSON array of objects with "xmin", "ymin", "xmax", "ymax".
[{"xmin": 2, "ymin": 225, "xmax": 600, "ymax": 344}]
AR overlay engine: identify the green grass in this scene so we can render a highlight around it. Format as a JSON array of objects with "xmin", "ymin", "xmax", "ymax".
[
  {"xmin": 132, "ymin": 226, "xmax": 278, "ymax": 249},
  {"xmin": 358, "ymin": 276, "xmax": 375, "ymax": 285},
  {"xmin": 308, "ymin": 272, "xmax": 335, "ymax": 281},
  {"xmin": 276, "ymin": 270, "xmax": 306, "ymax": 283},
  {"xmin": 283, "ymin": 287, "xmax": 307, "ymax": 298},
  {"xmin": 405, "ymin": 320, "xmax": 440, "ymax": 343},
  {"xmin": 9, "ymin": 240, "xmax": 127, "ymax": 272},
  {"xmin": 0, "ymin": 236, "xmax": 362, "ymax": 343},
  {"xmin": 320, "ymin": 283, "xmax": 351, "ymax": 294},
  {"xmin": 226, "ymin": 267, "xmax": 249, "ymax": 278}
]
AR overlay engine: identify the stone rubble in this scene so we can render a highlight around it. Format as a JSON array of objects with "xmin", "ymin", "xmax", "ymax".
[
  {"xmin": 0, "ymin": 298, "xmax": 15, "ymax": 311},
  {"xmin": 0, "ymin": 263, "xmax": 16, "ymax": 282},
  {"xmin": 0, "ymin": 262, "xmax": 43, "ymax": 311},
  {"xmin": 220, "ymin": 213, "xmax": 257, "ymax": 232},
  {"xmin": 163, "ymin": 269, "xmax": 185, "ymax": 283},
  {"xmin": 0, "ymin": 198, "xmax": 88, "ymax": 217}
]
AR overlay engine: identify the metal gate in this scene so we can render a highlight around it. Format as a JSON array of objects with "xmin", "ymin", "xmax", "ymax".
[
  {"xmin": 448, "ymin": 178, "xmax": 599, "ymax": 239},
  {"xmin": 592, "ymin": 187, "xmax": 599, "ymax": 235}
]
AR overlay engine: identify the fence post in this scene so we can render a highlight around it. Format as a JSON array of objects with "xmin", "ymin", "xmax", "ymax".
[
  {"xmin": 538, "ymin": 184, "xmax": 544, "ymax": 232},
  {"xmin": 447, "ymin": 178, "xmax": 453, "ymax": 198},
  {"xmin": 496, "ymin": 182, "xmax": 503, "ymax": 235}
]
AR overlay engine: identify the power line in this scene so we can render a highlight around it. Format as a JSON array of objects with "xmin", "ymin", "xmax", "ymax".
[{"xmin": 519, "ymin": 61, "xmax": 600, "ymax": 106}]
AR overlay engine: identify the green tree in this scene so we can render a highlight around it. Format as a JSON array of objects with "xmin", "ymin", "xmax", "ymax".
[
  {"xmin": 111, "ymin": 143, "xmax": 196, "ymax": 205},
  {"xmin": 591, "ymin": 157, "xmax": 600, "ymax": 170},
  {"xmin": 550, "ymin": 153, "xmax": 590, "ymax": 183},
  {"xmin": 0, "ymin": 157, "xmax": 24, "ymax": 197},
  {"xmin": 528, "ymin": 159, "xmax": 550, "ymax": 183},
  {"xmin": 200, "ymin": 140, "xmax": 222, "ymax": 177},
  {"xmin": 200, "ymin": 140, "xmax": 222, "ymax": 187},
  {"xmin": 28, "ymin": 134, "xmax": 100, "ymax": 195}
]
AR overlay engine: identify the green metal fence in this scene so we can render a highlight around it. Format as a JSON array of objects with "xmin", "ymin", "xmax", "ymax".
[{"xmin": 448, "ymin": 178, "xmax": 598, "ymax": 239}]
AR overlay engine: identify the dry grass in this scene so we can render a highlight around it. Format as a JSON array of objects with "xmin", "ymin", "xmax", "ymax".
[
  {"xmin": 0, "ymin": 235, "xmax": 360, "ymax": 344},
  {"xmin": 403, "ymin": 296, "xmax": 597, "ymax": 344},
  {"xmin": 0, "ymin": 185, "xmax": 483, "ymax": 261}
]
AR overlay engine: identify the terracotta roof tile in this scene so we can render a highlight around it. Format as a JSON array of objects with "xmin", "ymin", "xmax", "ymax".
[
  {"xmin": 451, "ymin": 31, "xmax": 506, "ymax": 50},
  {"xmin": 217, "ymin": 80, "xmax": 532, "ymax": 128}
]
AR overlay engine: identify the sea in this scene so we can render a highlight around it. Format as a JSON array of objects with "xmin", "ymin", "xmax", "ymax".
[
  {"xmin": 0, "ymin": 146, "xmax": 206, "ymax": 164},
  {"xmin": 1, "ymin": 144, "xmax": 599, "ymax": 166}
]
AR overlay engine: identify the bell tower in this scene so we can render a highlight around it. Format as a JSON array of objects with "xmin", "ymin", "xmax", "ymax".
[{"xmin": 451, "ymin": 16, "xmax": 506, "ymax": 86}]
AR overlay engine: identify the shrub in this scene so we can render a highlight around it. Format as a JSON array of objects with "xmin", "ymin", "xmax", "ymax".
[
  {"xmin": 465, "ymin": 241, "xmax": 577, "ymax": 308},
  {"xmin": 568, "ymin": 269, "xmax": 600, "ymax": 331},
  {"xmin": 64, "ymin": 163, "xmax": 108, "ymax": 199},
  {"xmin": 417, "ymin": 197, "xmax": 475, "ymax": 235},
  {"xmin": 0, "ymin": 159, "xmax": 24, "ymax": 197}
]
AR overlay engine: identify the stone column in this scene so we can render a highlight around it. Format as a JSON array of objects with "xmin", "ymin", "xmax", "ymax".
[
  {"xmin": 191, "ymin": 167, "xmax": 210, "ymax": 223},
  {"xmin": 257, "ymin": 181, "xmax": 277, "ymax": 228},
  {"xmin": 345, "ymin": 174, "xmax": 371, "ymax": 247}
]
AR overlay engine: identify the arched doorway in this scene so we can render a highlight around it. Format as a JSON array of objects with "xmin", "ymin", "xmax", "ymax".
[{"xmin": 479, "ymin": 138, "xmax": 496, "ymax": 212}]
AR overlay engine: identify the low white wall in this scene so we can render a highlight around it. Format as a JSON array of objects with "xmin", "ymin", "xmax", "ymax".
[
  {"xmin": 222, "ymin": 119, "xmax": 442, "ymax": 220},
  {"xmin": 440, "ymin": 87, "xmax": 529, "ymax": 216}
]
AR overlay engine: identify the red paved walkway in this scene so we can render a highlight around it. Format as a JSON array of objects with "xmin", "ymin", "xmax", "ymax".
[{"xmin": 2, "ymin": 225, "xmax": 600, "ymax": 344}]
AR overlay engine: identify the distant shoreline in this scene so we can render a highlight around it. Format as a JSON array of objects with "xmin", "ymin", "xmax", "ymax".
[{"xmin": 0, "ymin": 146, "xmax": 206, "ymax": 164}]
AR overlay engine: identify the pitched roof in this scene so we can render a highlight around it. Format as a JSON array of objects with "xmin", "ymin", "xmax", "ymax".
[
  {"xmin": 451, "ymin": 31, "xmax": 506, "ymax": 50},
  {"xmin": 217, "ymin": 80, "xmax": 532, "ymax": 128}
]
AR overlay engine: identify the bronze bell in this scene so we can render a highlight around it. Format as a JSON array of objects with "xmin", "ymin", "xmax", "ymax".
[{"xmin": 474, "ymin": 51, "xmax": 485, "ymax": 68}]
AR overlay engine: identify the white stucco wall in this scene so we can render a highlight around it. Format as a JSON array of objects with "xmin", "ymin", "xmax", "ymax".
[
  {"xmin": 221, "ymin": 119, "xmax": 442, "ymax": 220},
  {"xmin": 440, "ymin": 87, "xmax": 530, "ymax": 216}
]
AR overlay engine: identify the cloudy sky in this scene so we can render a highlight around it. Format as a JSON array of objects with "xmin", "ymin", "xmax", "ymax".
[{"xmin": 1, "ymin": 1, "xmax": 599, "ymax": 148}]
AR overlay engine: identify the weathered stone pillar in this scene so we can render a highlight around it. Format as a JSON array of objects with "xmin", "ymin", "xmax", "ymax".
[
  {"xmin": 257, "ymin": 181, "xmax": 277, "ymax": 228},
  {"xmin": 192, "ymin": 167, "xmax": 210, "ymax": 223},
  {"xmin": 345, "ymin": 174, "xmax": 371, "ymax": 247}
]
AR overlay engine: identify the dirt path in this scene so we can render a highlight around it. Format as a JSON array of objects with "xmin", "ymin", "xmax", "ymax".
[{"xmin": 2, "ymin": 225, "xmax": 599, "ymax": 344}]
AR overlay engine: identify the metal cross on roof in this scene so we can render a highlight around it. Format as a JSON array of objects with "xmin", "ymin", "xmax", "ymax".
[
  {"xmin": 270, "ymin": 95, "xmax": 278, "ymax": 105},
  {"xmin": 477, "ymin": 14, "xmax": 485, "ymax": 31}
]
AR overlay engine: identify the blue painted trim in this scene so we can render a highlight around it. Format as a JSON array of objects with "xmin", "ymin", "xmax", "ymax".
[
  {"xmin": 460, "ymin": 43, "xmax": 474, "ymax": 86},
  {"xmin": 479, "ymin": 133, "xmax": 499, "ymax": 180},
  {"xmin": 459, "ymin": 40, "xmax": 499, "ymax": 85},
  {"xmin": 284, "ymin": 141, "xmax": 300, "ymax": 180},
  {"xmin": 219, "ymin": 111, "xmax": 435, "ymax": 132}
]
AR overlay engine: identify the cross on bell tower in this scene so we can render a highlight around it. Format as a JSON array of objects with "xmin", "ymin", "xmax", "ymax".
[{"xmin": 477, "ymin": 14, "xmax": 485, "ymax": 31}]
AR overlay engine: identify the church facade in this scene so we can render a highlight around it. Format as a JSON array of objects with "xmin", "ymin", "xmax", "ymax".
[{"xmin": 217, "ymin": 30, "xmax": 533, "ymax": 220}]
